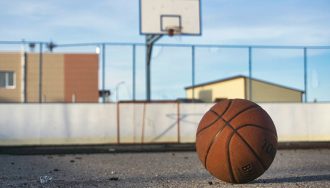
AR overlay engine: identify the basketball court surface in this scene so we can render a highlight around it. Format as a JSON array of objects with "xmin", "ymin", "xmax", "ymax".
[{"xmin": 1, "ymin": 149, "xmax": 329, "ymax": 187}]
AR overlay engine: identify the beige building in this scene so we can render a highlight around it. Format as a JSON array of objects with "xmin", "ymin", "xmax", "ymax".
[
  {"xmin": 185, "ymin": 75, "xmax": 303, "ymax": 103},
  {"xmin": 0, "ymin": 52, "xmax": 99, "ymax": 103}
]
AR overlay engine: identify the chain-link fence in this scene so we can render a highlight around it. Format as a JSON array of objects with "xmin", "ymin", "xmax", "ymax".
[{"xmin": 1, "ymin": 41, "xmax": 329, "ymax": 103}]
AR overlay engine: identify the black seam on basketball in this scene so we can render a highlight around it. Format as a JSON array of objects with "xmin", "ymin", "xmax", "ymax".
[
  {"xmin": 220, "ymin": 120, "xmax": 267, "ymax": 171},
  {"xmin": 234, "ymin": 131, "xmax": 267, "ymax": 170},
  {"xmin": 219, "ymin": 117, "xmax": 267, "ymax": 171},
  {"xmin": 226, "ymin": 122, "xmax": 267, "ymax": 170},
  {"xmin": 228, "ymin": 105, "xmax": 259, "ymax": 122},
  {"xmin": 227, "ymin": 131, "xmax": 237, "ymax": 183},
  {"xmin": 222, "ymin": 104, "xmax": 275, "ymax": 170},
  {"xmin": 211, "ymin": 105, "xmax": 259, "ymax": 123},
  {"xmin": 204, "ymin": 123, "xmax": 227, "ymax": 169},
  {"xmin": 211, "ymin": 105, "xmax": 267, "ymax": 168},
  {"xmin": 197, "ymin": 116, "xmax": 221, "ymax": 136},
  {"xmin": 236, "ymin": 124, "xmax": 278, "ymax": 139},
  {"xmin": 196, "ymin": 100, "xmax": 233, "ymax": 135}
]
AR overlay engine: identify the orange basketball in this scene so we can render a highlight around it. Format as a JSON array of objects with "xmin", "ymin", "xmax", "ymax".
[{"xmin": 196, "ymin": 99, "xmax": 277, "ymax": 183}]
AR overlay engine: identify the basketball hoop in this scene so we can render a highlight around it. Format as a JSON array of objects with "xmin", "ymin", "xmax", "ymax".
[
  {"xmin": 140, "ymin": 0, "xmax": 201, "ymax": 101},
  {"xmin": 166, "ymin": 26, "xmax": 182, "ymax": 37}
]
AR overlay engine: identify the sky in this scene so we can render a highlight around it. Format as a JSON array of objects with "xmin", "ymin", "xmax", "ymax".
[
  {"xmin": 0, "ymin": 0, "xmax": 330, "ymax": 101},
  {"xmin": 0, "ymin": 0, "xmax": 330, "ymax": 45}
]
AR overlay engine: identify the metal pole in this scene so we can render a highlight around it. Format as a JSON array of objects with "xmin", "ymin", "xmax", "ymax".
[
  {"xmin": 116, "ymin": 103, "xmax": 120, "ymax": 144},
  {"xmin": 102, "ymin": 44, "xmax": 106, "ymax": 103},
  {"xmin": 24, "ymin": 52, "xmax": 28, "ymax": 103},
  {"xmin": 248, "ymin": 47, "xmax": 252, "ymax": 101},
  {"xmin": 177, "ymin": 102, "xmax": 181, "ymax": 143},
  {"xmin": 304, "ymin": 48, "xmax": 308, "ymax": 102},
  {"xmin": 145, "ymin": 34, "xmax": 162, "ymax": 101},
  {"xmin": 146, "ymin": 41, "xmax": 152, "ymax": 101},
  {"xmin": 39, "ymin": 43, "xmax": 43, "ymax": 103},
  {"xmin": 192, "ymin": 46, "xmax": 196, "ymax": 100},
  {"xmin": 132, "ymin": 44, "xmax": 136, "ymax": 101}
]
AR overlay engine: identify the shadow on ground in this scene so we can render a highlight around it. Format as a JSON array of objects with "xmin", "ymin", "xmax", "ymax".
[{"xmin": 254, "ymin": 174, "xmax": 330, "ymax": 184}]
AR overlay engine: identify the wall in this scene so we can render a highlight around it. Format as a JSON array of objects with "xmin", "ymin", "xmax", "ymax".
[
  {"xmin": 0, "ymin": 103, "xmax": 329, "ymax": 146},
  {"xmin": 42, "ymin": 53, "xmax": 65, "ymax": 102},
  {"xmin": 246, "ymin": 78, "xmax": 303, "ymax": 102},
  {"xmin": 26, "ymin": 53, "xmax": 40, "ymax": 102},
  {"xmin": 186, "ymin": 76, "xmax": 303, "ymax": 103},
  {"xmin": 118, "ymin": 103, "xmax": 180, "ymax": 143},
  {"xmin": 64, "ymin": 54, "xmax": 99, "ymax": 103},
  {"xmin": 28, "ymin": 53, "xmax": 66, "ymax": 103},
  {"xmin": 0, "ymin": 104, "xmax": 117, "ymax": 145},
  {"xmin": 1, "ymin": 52, "xmax": 98, "ymax": 103},
  {"xmin": 261, "ymin": 103, "xmax": 330, "ymax": 141},
  {"xmin": 186, "ymin": 77, "xmax": 245, "ymax": 102},
  {"xmin": 0, "ymin": 52, "xmax": 22, "ymax": 102}
]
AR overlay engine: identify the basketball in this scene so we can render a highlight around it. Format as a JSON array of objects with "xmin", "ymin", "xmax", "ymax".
[{"xmin": 196, "ymin": 99, "xmax": 278, "ymax": 183}]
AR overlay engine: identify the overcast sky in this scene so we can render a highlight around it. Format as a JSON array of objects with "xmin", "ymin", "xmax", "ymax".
[{"xmin": 0, "ymin": 0, "xmax": 330, "ymax": 45}]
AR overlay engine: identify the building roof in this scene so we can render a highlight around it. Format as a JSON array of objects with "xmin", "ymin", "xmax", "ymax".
[{"xmin": 185, "ymin": 75, "xmax": 304, "ymax": 93}]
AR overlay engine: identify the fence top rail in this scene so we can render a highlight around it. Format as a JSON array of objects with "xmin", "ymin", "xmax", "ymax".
[
  {"xmin": 1, "ymin": 41, "xmax": 330, "ymax": 50},
  {"xmin": 0, "ymin": 40, "xmax": 47, "ymax": 45},
  {"xmin": 47, "ymin": 43, "xmax": 330, "ymax": 50}
]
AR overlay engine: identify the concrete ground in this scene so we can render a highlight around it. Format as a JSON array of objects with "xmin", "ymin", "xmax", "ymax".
[{"xmin": 0, "ymin": 149, "xmax": 329, "ymax": 187}]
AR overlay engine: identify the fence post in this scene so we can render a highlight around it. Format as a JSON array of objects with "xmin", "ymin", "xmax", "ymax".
[
  {"xmin": 192, "ymin": 45, "xmax": 195, "ymax": 100},
  {"xmin": 23, "ymin": 51, "xmax": 28, "ymax": 103},
  {"xmin": 117, "ymin": 102, "xmax": 120, "ymax": 144},
  {"xmin": 248, "ymin": 47, "xmax": 252, "ymax": 101},
  {"xmin": 177, "ymin": 101, "xmax": 181, "ymax": 143},
  {"xmin": 132, "ymin": 44, "xmax": 136, "ymax": 101},
  {"xmin": 304, "ymin": 47, "xmax": 308, "ymax": 102},
  {"xmin": 39, "ymin": 43, "xmax": 43, "ymax": 103},
  {"xmin": 102, "ymin": 44, "xmax": 106, "ymax": 103}
]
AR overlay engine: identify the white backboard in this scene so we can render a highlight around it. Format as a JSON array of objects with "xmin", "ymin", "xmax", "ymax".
[{"xmin": 140, "ymin": 0, "xmax": 201, "ymax": 35}]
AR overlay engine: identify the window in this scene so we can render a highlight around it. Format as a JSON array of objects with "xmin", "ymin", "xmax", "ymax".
[{"xmin": 0, "ymin": 71, "xmax": 15, "ymax": 89}]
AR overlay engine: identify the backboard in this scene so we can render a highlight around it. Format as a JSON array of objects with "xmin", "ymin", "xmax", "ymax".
[{"xmin": 140, "ymin": 0, "xmax": 201, "ymax": 36}]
